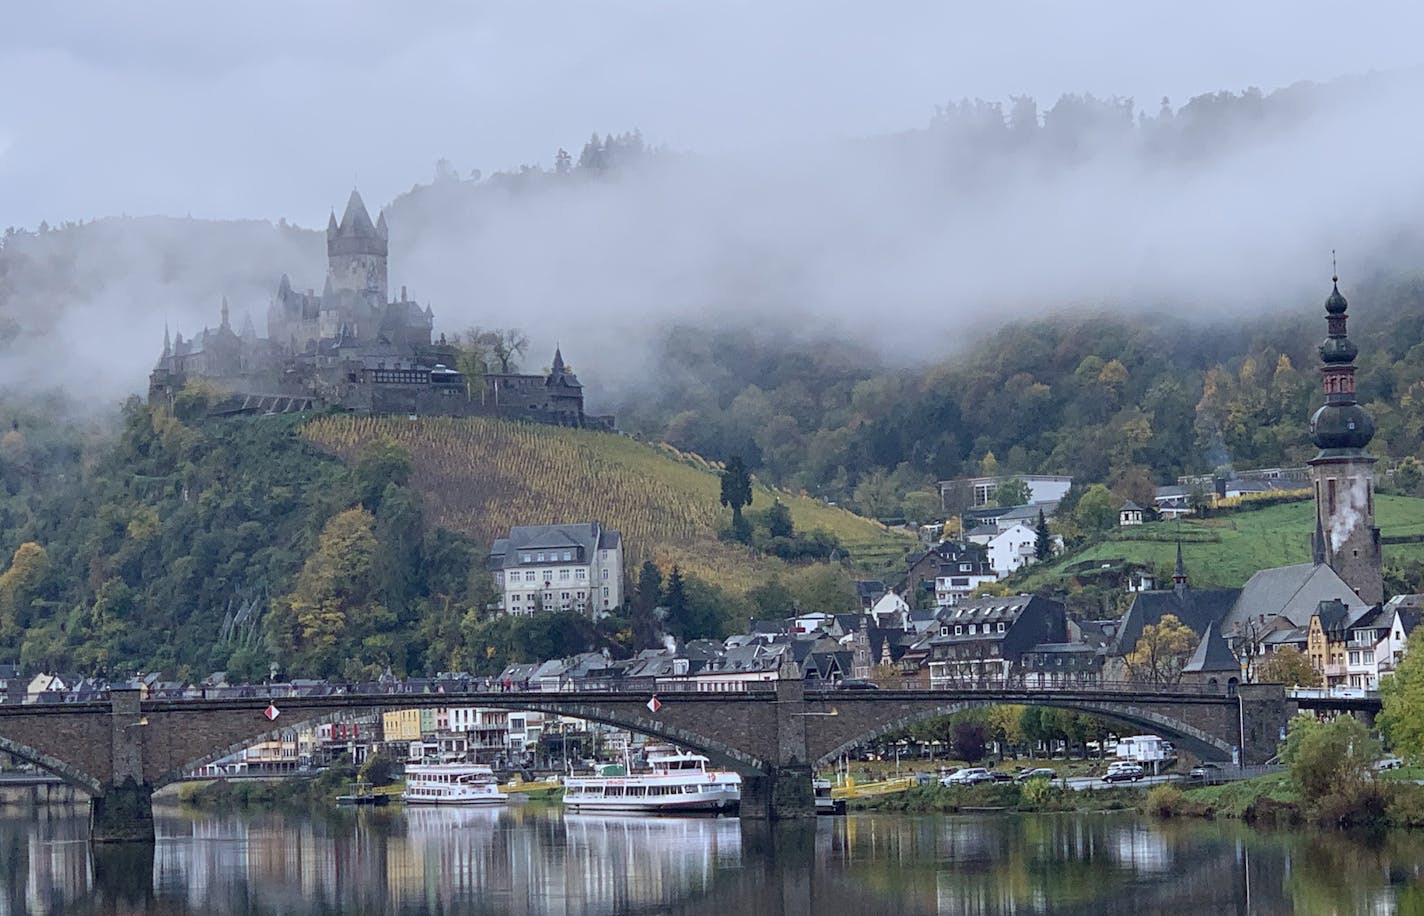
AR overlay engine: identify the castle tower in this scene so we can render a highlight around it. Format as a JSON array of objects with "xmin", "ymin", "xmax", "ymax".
[
  {"xmin": 1308, "ymin": 274, "xmax": 1383, "ymax": 604},
  {"xmin": 326, "ymin": 189, "xmax": 388, "ymax": 300}
]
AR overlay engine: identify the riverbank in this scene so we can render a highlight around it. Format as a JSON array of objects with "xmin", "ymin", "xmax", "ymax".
[
  {"xmin": 1148, "ymin": 772, "xmax": 1424, "ymax": 830},
  {"xmin": 847, "ymin": 779, "xmax": 1145, "ymax": 814}
]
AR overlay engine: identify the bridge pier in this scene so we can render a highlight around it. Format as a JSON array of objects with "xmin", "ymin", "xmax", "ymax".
[
  {"xmin": 740, "ymin": 766, "xmax": 816, "ymax": 820},
  {"xmin": 91, "ymin": 688, "xmax": 155, "ymax": 844},
  {"xmin": 737, "ymin": 659, "xmax": 817, "ymax": 820}
]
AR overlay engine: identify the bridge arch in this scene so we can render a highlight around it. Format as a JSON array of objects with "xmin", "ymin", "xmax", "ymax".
[
  {"xmin": 813, "ymin": 698, "xmax": 1236, "ymax": 767},
  {"xmin": 0, "ymin": 735, "xmax": 103, "ymax": 795},
  {"xmin": 153, "ymin": 696, "xmax": 776, "ymax": 790}
]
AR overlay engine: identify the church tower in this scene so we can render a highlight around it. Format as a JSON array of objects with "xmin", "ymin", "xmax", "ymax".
[
  {"xmin": 1308, "ymin": 274, "xmax": 1383, "ymax": 604},
  {"xmin": 326, "ymin": 189, "xmax": 388, "ymax": 300}
]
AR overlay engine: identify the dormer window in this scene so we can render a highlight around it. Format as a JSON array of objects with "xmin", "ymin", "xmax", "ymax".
[
  {"xmin": 968, "ymin": 624, "xmax": 977, "ymax": 635},
  {"xmin": 955, "ymin": 625, "xmax": 963, "ymax": 635}
]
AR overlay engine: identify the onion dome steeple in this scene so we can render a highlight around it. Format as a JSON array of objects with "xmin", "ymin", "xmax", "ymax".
[{"xmin": 1309, "ymin": 273, "xmax": 1374, "ymax": 457}]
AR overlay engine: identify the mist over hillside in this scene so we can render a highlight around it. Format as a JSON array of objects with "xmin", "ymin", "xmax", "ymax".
[{"xmin": 3, "ymin": 72, "xmax": 1424, "ymax": 420}]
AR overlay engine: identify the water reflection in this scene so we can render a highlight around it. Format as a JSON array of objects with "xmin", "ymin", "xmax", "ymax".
[{"xmin": 0, "ymin": 805, "xmax": 1420, "ymax": 914}]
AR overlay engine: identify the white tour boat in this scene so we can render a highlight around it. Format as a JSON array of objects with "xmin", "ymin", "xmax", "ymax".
[
  {"xmin": 562, "ymin": 749, "xmax": 741, "ymax": 814},
  {"xmin": 403, "ymin": 763, "xmax": 508, "ymax": 806}
]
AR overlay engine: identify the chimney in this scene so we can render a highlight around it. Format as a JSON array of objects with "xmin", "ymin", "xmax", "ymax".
[{"xmin": 402, "ymin": 285, "xmax": 407, "ymax": 302}]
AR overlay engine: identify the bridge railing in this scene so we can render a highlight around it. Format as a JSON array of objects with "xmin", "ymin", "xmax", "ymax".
[{"xmin": 807, "ymin": 678, "xmax": 1240, "ymax": 698}]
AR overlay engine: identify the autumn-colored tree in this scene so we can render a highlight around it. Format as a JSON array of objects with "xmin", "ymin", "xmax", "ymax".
[
  {"xmin": 1256, "ymin": 646, "xmax": 1321, "ymax": 688},
  {"xmin": 0, "ymin": 542, "xmax": 49, "ymax": 637},
  {"xmin": 270, "ymin": 508, "xmax": 391, "ymax": 677},
  {"xmin": 1124, "ymin": 614, "xmax": 1197, "ymax": 685}
]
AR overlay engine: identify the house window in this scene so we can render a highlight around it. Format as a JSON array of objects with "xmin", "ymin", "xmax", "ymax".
[
  {"xmin": 520, "ymin": 553, "xmax": 532, "ymax": 563},
  {"xmin": 536, "ymin": 553, "xmax": 545, "ymax": 562},
  {"xmin": 494, "ymin": 572, "xmax": 503, "ymax": 585},
  {"xmin": 559, "ymin": 569, "xmax": 571, "ymax": 580},
  {"xmin": 968, "ymin": 624, "xmax": 977, "ymax": 635},
  {"xmin": 955, "ymin": 625, "xmax": 963, "ymax": 635},
  {"xmin": 602, "ymin": 587, "xmax": 610, "ymax": 597},
  {"xmin": 601, "ymin": 569, "xmax": 610, "ymax": 580},
  {"xmin": 576, "ymin": 569, "xmax": 586, "ymax": 580},
  {"xmin": 996, "ymin": 622, "xmax": 1005, "ymax": 633},
  {"xmin": 524, "ymin": 570, "xmax": 535, "ymax": 582},
  {"xmin": 563, "ymin": 551, "xmax": 572, "ymax": 561},
  {"xmin": 561, "ymin": 592, "xmax": 570, "ymax": 600}
]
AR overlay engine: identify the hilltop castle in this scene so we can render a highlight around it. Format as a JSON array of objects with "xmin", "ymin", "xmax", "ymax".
[{"xmin": 149, "ymin": 190, "xmax": 610, "ymax": 428}]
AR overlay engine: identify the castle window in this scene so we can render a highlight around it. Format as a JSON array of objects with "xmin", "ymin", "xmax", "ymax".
[{"xmin": 1327, "ymin": 479, "xmax": 1337, "ymax": 515}]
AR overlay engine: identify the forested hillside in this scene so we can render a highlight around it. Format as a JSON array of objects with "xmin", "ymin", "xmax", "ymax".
[{"xmin": 0, "ymin": 404, "xmax": 910, "ymax": 680}]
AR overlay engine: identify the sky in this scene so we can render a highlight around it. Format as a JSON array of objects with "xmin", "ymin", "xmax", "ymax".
[
  {"xmin": 6, "ymin": 2, "xmax": 1424, "ymax": 229},
  {"xmin": 6, "ymin": 2, "xmax": 1424, "ymax": 407}
]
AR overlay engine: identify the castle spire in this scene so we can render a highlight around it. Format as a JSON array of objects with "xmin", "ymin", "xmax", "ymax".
[
  {"xmin": 327, "ymin": 210, "xmax": 338, "ymax": 234},
  {"xmin": 376, "ymin": 209, "xmax": 389, "ymax": 239},
  {"xmin": 220, "ymin": 296, "xmax": 230, "ymax": 329},
  {"xmin": 338, "ymin": 189, "xmax": 376, "ymax": 234},
  {"xmin": 162, "ymin": 323, "xmax": 171, "ymax": 357},
  {"xmin": 552, "ymin": 344, "xmax": 566, "ymax": 375}
]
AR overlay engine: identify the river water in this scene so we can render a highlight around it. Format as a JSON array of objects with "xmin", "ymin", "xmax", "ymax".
[{"xmin": 0, "ymin": 803, "xmax": 1421, "ymax": 915}]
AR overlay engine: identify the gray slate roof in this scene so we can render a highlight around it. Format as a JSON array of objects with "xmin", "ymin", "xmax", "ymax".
[
  {"xmin": 489, "ymin": 522, "xmax": 621, "ymax": 570},
  {"xmin": 1183, "ymin": 622, "xmax": 1242, "ymax": 673},
  {"xmin": 1223, "ymin": 563, "xmax": 1369, "ymax": 632},
  {"xmin": 1116, "ymin": 587, "xmax": 1241, "ymax": 655}
]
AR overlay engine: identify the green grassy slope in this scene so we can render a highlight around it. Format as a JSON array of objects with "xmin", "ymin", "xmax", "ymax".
[
  {"xmin": 1017, "ymin": 494, "xmax": 1424, "ymax": 591},
  {"xmin": 301, "ymin": 415, "xmax": 915, "ymax": 592}
]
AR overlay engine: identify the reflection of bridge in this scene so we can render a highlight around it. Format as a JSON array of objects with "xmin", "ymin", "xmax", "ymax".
[{"xmin": 0, "ymin": 669, "xmax": 1329, "ymax": 842}]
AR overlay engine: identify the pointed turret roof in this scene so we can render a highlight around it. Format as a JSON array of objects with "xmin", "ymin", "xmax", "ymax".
[
  {"xmin": 338, "ymin": 189, "xmax": 376, "ymax": 234},
  {"xmin": 162, "ymin": 323, "xmax": 171, "ymax": 356},
  {"xmin": 327, "ymin": 210, "xmax": 339, "ymax": 233},
  {"xmin": 552, "ymin": 345, "xmax": 566, "ymax": 374},
  {"xmin": 1174, "ymin": 539, "xmax": 1188, "ymax": 589},
  {"xmin": 376, "ymin": 209, "xmax": 389, "ymax": 238}
]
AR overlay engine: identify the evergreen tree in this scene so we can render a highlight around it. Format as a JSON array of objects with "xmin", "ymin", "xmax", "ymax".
[
  {"xmin": 632, "ymin": 561, "xmax": 663, "ymax": 650},
  {"xmin": 662, "ymin": 565, "xmax": 688, "ymax": 640},
  {"xmin": 1034, "ymin": 508, "xmax": 1052, "ymax": 560},
  {"xmin": 720, "ymin": 455, "xmax": 753, "ymax": 537},
  {"xmin": 766, "ymin": 500, "xmax": 794, "ymax": 539}
]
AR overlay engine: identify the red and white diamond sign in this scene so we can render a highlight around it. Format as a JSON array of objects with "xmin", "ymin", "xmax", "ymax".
[
  {"xmin": 646, "ymin": 696, "xmax": 662, "ymax": 713},
  {"xmin": 264, "ymin": 704, "xmax": 281, "ymax": 721}
]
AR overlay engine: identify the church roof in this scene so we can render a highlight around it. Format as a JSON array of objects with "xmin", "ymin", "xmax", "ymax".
[
  {"xmin": 1182, "ymin": 622, "xmax": 1241, "ymax": 673},
  {"xmin": 1116, "ymin": 587, "xmax": 1240, "ymax": 654},
  {"xmin": 1224, "ymin": 563, "xmax": 1370, "ymax": 632}
]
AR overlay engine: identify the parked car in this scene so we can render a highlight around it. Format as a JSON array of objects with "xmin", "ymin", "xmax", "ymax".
[
  {"xmin": 989, "ymin": 770, "xmax": 1015, "ymax": 783},
  {"xmin": 1188, "ymin": 762, "xmax": 1223, "ymax": 780},
  {"xmin": 1017, "ymin": 767, "xmax": 1057, "ymax": 782},
  {"xmin": 1102, "ymin": 762, "xmax": 1145, "ymax": 783},
  {"xmin": 835, "ymin": 679, "xmax": 880, "ymax": 690},
  {"xmin": 1376, "ymin": 756, "xmax": 1405, "ymax": 771},
  {"xmin": 941, "ymin": 767, "xmax": 991, "ymax": 786}
]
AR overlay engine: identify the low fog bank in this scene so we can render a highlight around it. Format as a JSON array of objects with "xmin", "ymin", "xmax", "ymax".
[{"xmin": 5, "ymin": 72, "xmax": 1424, "ymax": 413}]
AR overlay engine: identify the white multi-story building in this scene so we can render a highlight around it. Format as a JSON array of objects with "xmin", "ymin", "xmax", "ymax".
[
  {"xmin": 489, "ymin": 522, "xmax": 624, "ymax": 616},
  {"xmin": 986, "ymin": 522, "xmax": 1039, "ymax": 577}
]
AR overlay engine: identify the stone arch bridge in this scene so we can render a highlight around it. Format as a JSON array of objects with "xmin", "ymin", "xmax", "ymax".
[{"xmin": 0, "ymin": 678, "xmax": 1299, "ymax": 842}]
